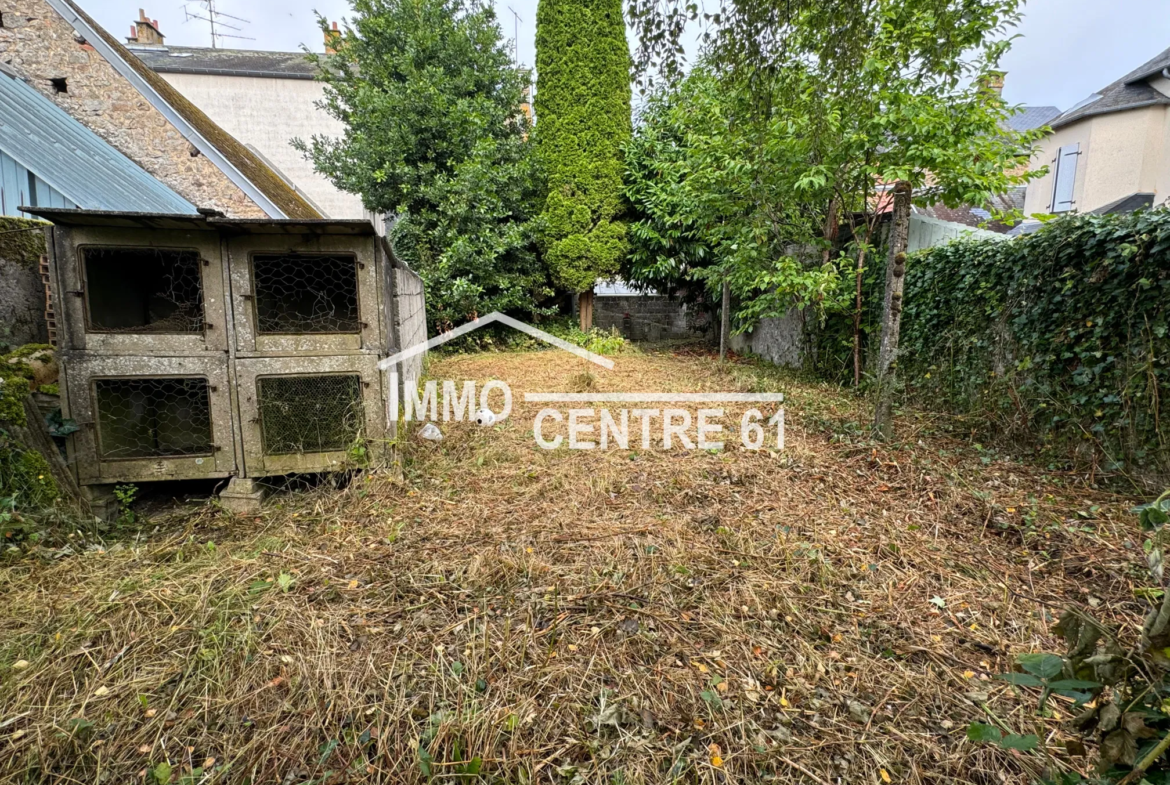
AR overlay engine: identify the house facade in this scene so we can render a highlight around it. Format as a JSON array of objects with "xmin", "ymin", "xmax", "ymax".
[
  {"xmin": 128, "ymin": 17, "xmax": 366, "ymax": 221},
  {"xmin": 1022, "ymin": 46, "xmax": 1170, "ymax": 217},
  {"xmin": 0, "ymin": 0, "xmax": 319, "ymax": 218}
]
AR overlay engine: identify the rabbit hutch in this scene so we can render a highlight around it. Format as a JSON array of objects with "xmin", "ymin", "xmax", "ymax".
[{"xmin": 29, "ymin": 208, "xmax": 426, "ymax": 515}]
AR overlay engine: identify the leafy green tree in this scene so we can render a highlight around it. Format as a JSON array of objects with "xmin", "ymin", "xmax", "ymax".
[
  {"xmin": 624, "ymin": 0, "xmax": 1044, "ymax": 438},
  {"xmin": 296, "ymin": 0, "xmax": 549, "ymax": 329},
  {"xmin": 535, "ymin": 0, "xmax": 632, "ymax": 303}
]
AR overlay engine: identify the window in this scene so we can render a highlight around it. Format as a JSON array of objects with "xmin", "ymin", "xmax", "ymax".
[{"xmin": 1051, "ymin": 143, "xmax": 1080, "ymax": 213}]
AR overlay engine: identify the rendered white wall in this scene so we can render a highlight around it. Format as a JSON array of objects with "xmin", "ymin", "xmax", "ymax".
[{"xmin": 160, "ymin": 72, "xmax": 366, "ymax": 220}]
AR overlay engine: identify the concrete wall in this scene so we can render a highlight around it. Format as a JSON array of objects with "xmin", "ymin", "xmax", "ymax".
[
  {"xmin": 0, "ymin": 219, "xmax": 49, "ymax": 348},
  {"xmin": 594, "ymin": 295, "xmax": 707, "ymax": 341},
  {"xmin": 0, "ymin": 0, "xmax": 266, "ymax": 217},
  {"xmin": 160, "ymin": 72, "xmax": 366, "ymax": 220},
  {"xmin": 1023, "ymin": 105, "xmax": 1170, "ymax": 215},
  {"xmin": 392, "ymin": 264, "xmax": 426, "ymax": 385}
]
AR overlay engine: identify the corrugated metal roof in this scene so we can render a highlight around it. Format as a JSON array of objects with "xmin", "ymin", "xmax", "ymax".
[{"xmin": 0, "ymin": 68, "xmax": 197, "ymax": 214}]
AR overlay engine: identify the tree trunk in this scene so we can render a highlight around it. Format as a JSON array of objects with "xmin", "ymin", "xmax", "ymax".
[
  {"xmin": 873, "ymin": 181, "xmax": 912, "ymax": 440},
  {"xmin": 719, "ymin": 279, "xmax": 730, "ymax": 362},
  {"xmin": 852, "ymin": 242, "xmax": 868, "ymax": 387},
  {"xmin": 578, "ymin": 289, "xmax": 594, "ymax": 330}
]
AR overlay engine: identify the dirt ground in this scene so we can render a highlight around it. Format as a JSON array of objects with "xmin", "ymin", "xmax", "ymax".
[{"xmin": 0, "ymin": 347, "xmax": 1151, "ymax": 784}]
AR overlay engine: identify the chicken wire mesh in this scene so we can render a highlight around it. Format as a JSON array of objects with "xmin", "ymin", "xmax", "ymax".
[
  {"xmin": 83, "ymin": 247, "xmax": 204, "ymax": 333},
  {"xmin": 257, "ymin": 374, "xmax": 364, "ymax": 455},
  {"xmin": 94, "ymin": 377, "xmax": 213, "ymax": 459},
  {"xmin": 252, "ymin": 253, "xmax": 360, "ymax": 334}
]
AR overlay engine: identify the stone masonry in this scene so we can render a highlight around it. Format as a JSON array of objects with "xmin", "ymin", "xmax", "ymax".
[{"xmin": 0, "ymin": 0, "xmax": 266, "ymax": 217}]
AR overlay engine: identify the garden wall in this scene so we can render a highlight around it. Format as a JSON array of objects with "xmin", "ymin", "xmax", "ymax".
[
  {"xmin": 0, "ymin": 218, "xmax": 50, "ymax": 350},
  {"xmin": 895, "ymin": 209, "xmax": 1170, "ymax": 478}
]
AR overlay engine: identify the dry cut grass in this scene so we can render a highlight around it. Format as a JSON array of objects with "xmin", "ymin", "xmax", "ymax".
[{"xmin": 0, "ymin": 348, "xmax": 1152, "ymax": 784}]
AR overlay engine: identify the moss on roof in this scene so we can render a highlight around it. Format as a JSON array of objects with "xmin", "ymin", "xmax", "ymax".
[{"xmin": 60, "ymin": 0, "xmax": 321, "ymax": 220}]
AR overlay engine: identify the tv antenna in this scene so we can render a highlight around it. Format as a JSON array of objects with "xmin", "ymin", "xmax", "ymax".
[
  {"xmin": 182, "ymin": 0, "xmax": 254, "ymax": 48},
  {"xmin": 506, "ymin": 5, "xmax": 522, "ymax": 63}
]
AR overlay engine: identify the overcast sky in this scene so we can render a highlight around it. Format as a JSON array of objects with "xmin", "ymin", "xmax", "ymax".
[{"xmin": 88, "ymin": 0, "xmax": 1168, "ymax": 113}]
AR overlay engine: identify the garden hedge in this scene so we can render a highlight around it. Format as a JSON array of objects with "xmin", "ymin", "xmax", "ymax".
[{"xmin": 896, "ymin": 209, "xmax": 1170, "ymax": 477}]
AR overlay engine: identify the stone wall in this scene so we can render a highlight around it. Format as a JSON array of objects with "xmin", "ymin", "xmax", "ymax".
[
  {"xmin": 729, "ymin": 308, "xmax": 808, "ymax": 369},
  {"xmin": 0, "ymin": 218, "xmax": 49, "ymax": 349},
  {"xmin": 0, "ymin": 0, "xmax": 265, "ymax": 217},
  {"xmin": 594, "ymin": 295, "xmax": 708, "ymax": 341}
]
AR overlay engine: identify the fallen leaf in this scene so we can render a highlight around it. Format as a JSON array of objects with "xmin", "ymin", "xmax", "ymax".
[
  {"xmin": 138, "ymin": 744, "xmax": 151, "ymax": 754},
  {"xmin": 12, "ymin": 660, "xmax": 29, "ymax": 670},
  {"xmin": 880, "ymin": 769, "xmax": 892, "ymax": 783},
  {"xmin": 962, "ymin": 671, "xmax": 975, "ymax": 679},
  {"xmin": 93, "ymin": 686, "xmax": 110, "ymax": 697},
  {"xmin": 347, "ymin": 580, "xmax": 359, "ymax": 590},
  {"xmin": 280, "ymin": 655, "xmax": 293, "ymax": 664}
]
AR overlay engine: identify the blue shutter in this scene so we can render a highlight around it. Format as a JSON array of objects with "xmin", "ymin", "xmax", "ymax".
[{"xmin": 1051, "ymin": 143, "xmax": 1080, "ymax": 213}]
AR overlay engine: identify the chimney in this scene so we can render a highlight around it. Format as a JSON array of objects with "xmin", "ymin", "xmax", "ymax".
[
  {"xmin": 127, "ymin": 8, "xmax": 165, "ymax": 47},
  {"xmin": 980, "ymin": 71, "xmax": 1005, "ymax": 97},
  {"xmin": 324, "ymin": 21, "xmax": 340, "ymax": 54}
]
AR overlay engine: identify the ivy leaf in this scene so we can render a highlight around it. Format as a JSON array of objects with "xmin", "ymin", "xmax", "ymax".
[{"xmin": 1017, "ymin": 653, "xmax": 1063, "ymax": 680}]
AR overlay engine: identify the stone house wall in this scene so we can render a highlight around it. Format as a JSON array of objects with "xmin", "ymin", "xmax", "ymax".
[
  {"xmin": 0, "ymin": 218, "xmax": 49, "ymax": 349},
  {"xmin": 0, "ymin": 0, "xmax": 266, "ymax": 217}
]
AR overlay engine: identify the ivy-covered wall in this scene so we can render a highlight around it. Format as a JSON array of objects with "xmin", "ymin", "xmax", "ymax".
[
  {"xmin": 0, "ymin": 217, "xmax": 50, "ymax": 352},
  {"xmin": 894, "ymin": 209, "xmax": 1170, "ymax": 477}
]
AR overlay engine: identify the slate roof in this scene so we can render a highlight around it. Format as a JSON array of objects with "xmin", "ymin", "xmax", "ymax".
[
  {"xmin": 913, "ymin": 187, "xmax": 1028, "ymax": 234},
  {"xmin": 47, "ymin": 0, "xmax": 321, "ymax": 219},
  {"xmin": 1052, "ymin": 45, "xmax": 1170, "ymax": 129},
  {"xmin": 1005, "ymin": 106, "xmax": 1061, "ymax": 132},
  {"xmin": 0, "ymin": 66, "xmax": 196, "ymax": 214},
  {"xmin": 132, "ymin": 46, "xmax": 318, "ymax": 80}
]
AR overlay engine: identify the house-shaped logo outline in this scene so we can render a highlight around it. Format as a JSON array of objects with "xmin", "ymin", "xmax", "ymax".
[{"xmin": 377, "ymin": 312, "xmax": 615, "ymax": 372}]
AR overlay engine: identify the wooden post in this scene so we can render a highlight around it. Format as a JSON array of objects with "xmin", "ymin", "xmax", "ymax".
[
  {"xmin": 719, "ymin": 279, "xmax": 730, "ymax": 362},
  {"xmin": 873, "ymin": 181, "xmax": 912, "ymax": 440},
  {"xmin": 578, "ymin": 289, "xmax": 594, "ymax": 330}
]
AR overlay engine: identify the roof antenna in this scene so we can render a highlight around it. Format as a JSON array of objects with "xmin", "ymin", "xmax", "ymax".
[
  {"xmin": 506, "ymin": 5, "xmax": 521, "ymax": 64},
  {"xmin": 182, "ymin": 0, "xmax": 254, "ymax": 49}
]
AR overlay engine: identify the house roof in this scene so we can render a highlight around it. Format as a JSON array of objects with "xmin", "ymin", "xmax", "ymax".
[
  {"xmin": 131, "ymin": 46, "xmax": 319, "ymax": 80},
  {"xmin": 24, "ymin": 206, "xmax": 377, "ymax": 235},
  {"xmin": 45, "ymin": 0, "xmax": 322, "ymax": 219},
  {"xmin": 0, "ymin": 66, "xmax": 196, "ymax": 214},
  {"xmin": 912, "ymin": 187, "xmax": 1028, "ymax": 234},
  {"xmin": 1052, "ymin": 45, "xmax": 1170, "ymax": 129},
  {"xmin": 1005, "ymin": 105, "xmax": 1061, "ymax": 132}
]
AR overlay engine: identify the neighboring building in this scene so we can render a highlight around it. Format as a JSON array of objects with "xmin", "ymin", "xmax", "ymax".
[
  {"xmin": 1022, "ymin": 45, "xmax": 1170, "ymax": 218},
  {"xmin": 128, "ymin": 13, "xmax": 366, "ymax": 220},
  {"xmin": 0, "ymin": 63, "xmax": 195, "ymax": 216},
  {"xmin": 0, "ymin": 0, "xmax": 319, "ymax": 218}
]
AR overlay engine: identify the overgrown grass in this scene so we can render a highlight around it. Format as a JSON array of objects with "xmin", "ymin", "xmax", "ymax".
[{"xmin": 0, "ymin": 348, "xmax": 1148, "ymax": 784}]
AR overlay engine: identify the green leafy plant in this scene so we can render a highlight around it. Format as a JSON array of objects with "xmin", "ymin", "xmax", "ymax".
[
  {"xmin": 968, "ymin": 491, "xmax": 1170, "ymax": 783},
  {"xmin": 535, "ymin": 0, "xmax": 632, "ymax": 295},
  {"xmin": 299, "ymin": 0, "xmax": 549, "ymax": 329},
  {"xmin": 113, "ymin": 484, "xmax": 138, "ymax": 526}
]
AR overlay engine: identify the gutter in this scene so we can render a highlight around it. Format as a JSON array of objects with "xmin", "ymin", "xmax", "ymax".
[
  {"xmin": 44, "ymin": 0, "xmax": 288, "ymax": 218},
  {"xmin": 1051, "ymin": 98, "xmax": 1168, "ymax": 130}
]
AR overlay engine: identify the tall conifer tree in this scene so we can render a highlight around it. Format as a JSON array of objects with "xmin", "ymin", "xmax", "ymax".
[{"xmin": 535, "ymin": 0, "xmax": 632, "ymax": 324}]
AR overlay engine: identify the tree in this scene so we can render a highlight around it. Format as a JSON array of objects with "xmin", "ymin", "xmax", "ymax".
[
  {"xmin": 535, "ymin": 0, "xmax": 632, "ymax": 326},
  {"xmin": 625, "ymin": 0, "xmax": 1044, "ymax": 438},
  {"xmin": 296, "ymin": 0, "xmax": 549, "ymax": 329}
]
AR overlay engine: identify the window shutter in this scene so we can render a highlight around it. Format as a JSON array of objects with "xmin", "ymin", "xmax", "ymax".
[{"xmin": 1051, "ymin": 143, "xmax": 1080, "ymax": 213}]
